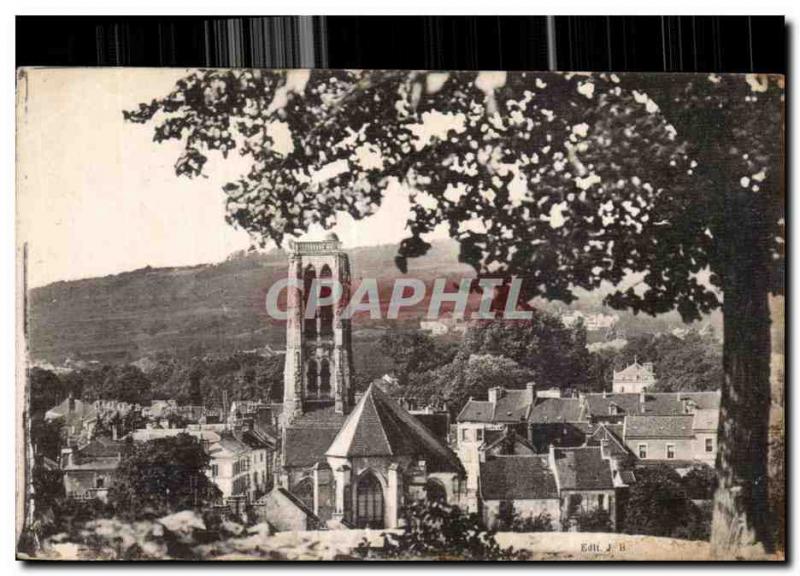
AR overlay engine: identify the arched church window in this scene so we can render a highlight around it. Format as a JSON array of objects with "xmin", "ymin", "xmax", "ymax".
[
  {"xmin": 306, "ymin": 360, "xmax": 318, "ymax": 397},
  {"xmin": 319, "ymin": 264, "xmax": 334, "ymax": 337},
  {"xmin": 303, "ymin": 265, "xmax": 317, "ymax": 339},
  {"xmin": 424, "ymin": 478, "xmax": 447, "ymax": 503},
  {"xmin": 293, "ymin": 477, "xmax": 314, "ymax": 512},
  {"xmin": 319, "ymin": 359, "xmax": 331, "ymax": 397},
  {"xmin": 356, "ymin": 472, "xmax": 384, "ymax": 529}
]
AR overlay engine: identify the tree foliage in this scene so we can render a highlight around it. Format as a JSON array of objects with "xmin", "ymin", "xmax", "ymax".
[
  {"xmin": 356, "ymin": 499, "xmax": 528, "ymax": 560},
  {"xmin": 125, "ymin": 70, "xmax": 779, "ymax": 321},
  {"xmin": 614, "ymin": 329, "xmax": 723, "ymax": 391},
  {"xmin": 108, "ymin": 434, "xmax": 220, "ymax": 518},
  {"xmin": 623, "ymin": 465, "xmax": 710, "ymax": 540}
]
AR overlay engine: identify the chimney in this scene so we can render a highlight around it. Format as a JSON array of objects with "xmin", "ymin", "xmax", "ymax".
[
  {"xmin": 524, "ymin": 381, "xmax": 536, "ymax": 405},
  {"xmin": 488, "ymin": 387, "xmax": 503, "ymax": 404},
  {"xmin": 111, "ymin": 424, "xmax": 118, "ymax": 441},
  {"xmin": 61, "ymin": 447, "xmax": 73, "ymax": 468},
  {"xmin": 600, "ymin": 438, "xmax": 608, "ymax": 460}
]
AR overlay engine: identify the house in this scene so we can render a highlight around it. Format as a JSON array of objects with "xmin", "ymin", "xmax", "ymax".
[
  {"xmin": 61, "ymin": 437, "xmax": 125, "ymax": 501},
  {"xmin": 526, "ymin": 395, "xmax": 585, "ymax": 452},
  {"xmin": 479, "ymin": 455, "xmax": 561, "ymax": 530},
  {"xmin": 207, "ymin": 429, "xmax": 274, "ymax": 503},
  {"xmin": 612, "ymin": 361, "xmax": 656, "ymax": 393},
  {"xmin": 456, "ymin": 383, "xmax": 536, "ymax": 448},
  {"xmin": 623, "ymin": 415, "xmax": 697, "ymax": 464},
  {"xmin": 45, "ymin": 395, "xmax": 99, "ymax": 445},
  {"xmin": 691, "ymin": 409, "xmax": 719, "ymax": 463},
  {"xmin": 549, "ymin": 445, "xmax": 622, "ymax": 530}
]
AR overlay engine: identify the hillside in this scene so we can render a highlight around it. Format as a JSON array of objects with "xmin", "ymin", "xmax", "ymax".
[
  {"xmin": 27, "ymin": 239, "xmax": 717, "ymax": 366},
  {"xmin": 27, "ymin": 240, "xmax": 473, "ymax": 365}
]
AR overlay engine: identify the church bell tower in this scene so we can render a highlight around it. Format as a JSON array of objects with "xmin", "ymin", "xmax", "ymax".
[{"xmin": 283, "ymin": 233, "xmax": 354, "ymax": 423}]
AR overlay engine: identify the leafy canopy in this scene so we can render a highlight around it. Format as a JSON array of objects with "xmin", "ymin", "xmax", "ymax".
[{"xmin": 125, "ymin": 70, "xmax": 782, "ymax": 321}]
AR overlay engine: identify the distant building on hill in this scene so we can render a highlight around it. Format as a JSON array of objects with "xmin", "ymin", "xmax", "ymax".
[{"xmin": 612, "ymin": 360, "xmax": 656, "ymax": 394}]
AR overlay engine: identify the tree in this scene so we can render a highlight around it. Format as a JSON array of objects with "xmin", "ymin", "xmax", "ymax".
[
  {"xmin": 378, "ymin": 330, "xmax": 457, "ymax": 385},
  {"xmin": 126, "ymin": 70, "xmax": 783, "ymax": 554},
  {"xmin": 409, "ymin": 353, "xmax": 534, "ymax": 414},
  {"xmin": 108, "ymin": 434, "xmax": 220, "ymax": 518},
  {"xmin": 623, "ymin": 465, "xmax": 708, "ymax": 540},
  {"xmin": 460, "ymin": 315, "xmax": 593, "ymax": 391},
  {"xmin": 682, "ymin": 465, "xmax": 718, "ymax": 500},
  {"xmin": 614, "ymin": 330, "xmax": 723, "ymax": 392},
  {"xmin": 82, "ymin": 365, "xmax": 152, "ymax": 405}
]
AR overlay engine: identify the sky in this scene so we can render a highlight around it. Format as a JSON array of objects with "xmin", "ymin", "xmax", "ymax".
[{"xmin": 17, "ymin": 68, "xmax": 440, "ymax": 288}]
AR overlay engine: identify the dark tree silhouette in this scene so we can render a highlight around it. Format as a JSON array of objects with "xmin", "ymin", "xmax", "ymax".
[
  {"xmin": 125, "ymin": 70, "xmax": 783, "ymax": 554},
  {"xmin": 108, "ymin": 434, "xmax": 220, "ymax": 518}
]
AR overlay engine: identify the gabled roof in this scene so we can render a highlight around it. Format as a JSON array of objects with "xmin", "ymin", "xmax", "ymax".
[
  {"xmin": 326, "ymin": 384, "xmax": 463, "ymax": 473},
  {"xmin": 482, "ymin": 430, "xmax": 537, "ymax": 456},
  {"xmin": 583, "ymin": 391, "xmax": 720, "ymax": 418},
  {"xmin": 282, "ymin": 405, "xmax": 347, "ymax": 469},
  {"xmin": 552, "ymin": 446, "xmax": 615, "ymax": 491},
  {"xmin": 479, "ymin": 456, "xmax": 558, "ymax": 501},
  {"xmin": 625, "ymin": 415, "xmax": 695, "ymax": 438},
  {"xmin": 493, "ymin": 389, "xmax": 532, "ymax": 423},
  {"xmin": 210, "ymin": 434, "xmax": 250, "ymax": 457},
  {"xmin": 258, "ymin": 487, "xmax": 319, "ymax": 521},
  {"xmin": 457, "ymin": 400, "xmax": 494, "ymax": 423},
  {"xmin": 76, "ymin": 437, "xmax": 126, "ymax": 458},
  {"xmin": 528, "ymin": 397, "xmax": 583, "ymax": 423},
  {"xmin": 456, "ymin": 389, "xmax": 532, "ymax": 424},
  {"xmin": 45, "ymin": 397, "xmax": 97, "ymax": 422},
  {"xmin": 613, "ymin": 361, "xmax": 655, "ymax": 380},
  {"xmin": 587, "ymin": 424, "xmax": 631, "ymax": 458}
]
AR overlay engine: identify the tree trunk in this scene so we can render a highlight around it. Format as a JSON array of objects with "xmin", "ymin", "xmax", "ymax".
[{"xmin": 711, "ymin": 189, "xmax": 774, "ymax": 557}]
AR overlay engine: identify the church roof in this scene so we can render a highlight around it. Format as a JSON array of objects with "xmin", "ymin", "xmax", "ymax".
[
  {"xmin": 282, "ymin": 406, "xmax": 347, "ymax": 468},
  {"xmin": 326, "ymin": 384, "xmax": 463, "ymax": 473}
]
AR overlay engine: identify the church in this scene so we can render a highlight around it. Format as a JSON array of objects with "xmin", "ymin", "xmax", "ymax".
[{"xmin": 268, "ymin": 234, "xmax": 466, "ymax": 530}]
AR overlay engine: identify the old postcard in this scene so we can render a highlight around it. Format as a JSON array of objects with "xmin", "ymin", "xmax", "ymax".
[{"xmin": 16, "ymin": 68, "xmax": 784, "ymax": 560}]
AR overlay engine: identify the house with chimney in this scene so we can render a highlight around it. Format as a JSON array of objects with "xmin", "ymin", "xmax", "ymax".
[{"xmin": 580, "ymin": 391, "xmax": 721, "ymax": 465}]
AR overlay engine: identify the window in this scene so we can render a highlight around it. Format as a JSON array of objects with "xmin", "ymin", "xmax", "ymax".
[
  {"xmin": 356, "ymin": 472, "xmax": 384, "ymax": 529},
  {"xmin": 95, "ymin": 477, "xmax": 105, "ymax": 489},
  {"xmin": 211, "ymin": 464, "xmax": 218, "ymax": 477},
  {"xmin": 638, "ymin": 443, "xmax": 648, "ymax": 459},
  {"xmin": 666, "ymin": 444, "xmax": 675, "ymax": 459},
  {"xmin": 319, "ymin": 359, "xmax": 332, "ymax": 397},
  {"xmin": 597, "ymin": 493, "xmax": 605, "ymax": 509},
  {"xmin": 705, "ymin": 438, "xmax": 714, "ymax": 453},
  {"xmin": 476, "ymin": 428, "xmax": 484, "ymax": 442},
  {"xmin": 461, "ymin": 428, "xmax": 469, "ymax": 442}
]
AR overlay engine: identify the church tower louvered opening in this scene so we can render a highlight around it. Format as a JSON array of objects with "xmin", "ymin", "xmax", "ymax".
[{"xmin": 282, "ymin": 234, "xmax": 354, "ymax": 422}]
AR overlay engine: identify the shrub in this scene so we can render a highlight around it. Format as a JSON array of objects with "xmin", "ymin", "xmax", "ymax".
[
  {"xmin": 356, "ymin": 499, "xmax": 529, "ymax": 560},
  {"xmin": 576, "ymin": 508, "xmax": 613, "ymax": 533}
]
